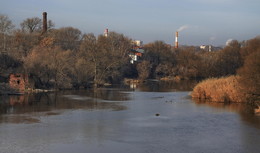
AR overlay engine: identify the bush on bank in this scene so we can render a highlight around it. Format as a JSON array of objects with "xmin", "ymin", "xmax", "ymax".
[{"xmin": 191, "ymin": 76, "xmax": 246, "ymax": 103}]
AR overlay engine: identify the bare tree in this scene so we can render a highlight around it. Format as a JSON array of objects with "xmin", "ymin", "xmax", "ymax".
[
  {"xmin": 0, "ymin": 15, "xmax": 14, "ymax": 34},
  {"xmin": 238, "ymin": 38, "xmax": 260, "ymax": 102},
  {"xmin": 20, "ymin": 17, "xmax": 42, "ymax": 33},
  {"xmin": 143, "ymin": 41, "xmax": 176, "ymax": 79},
  {"xmin": 50, "ymin": 27, "xmax": 82, "ymax": 50},
  {"xmin": 12, "ymin": 29, "xmax": 40, "ymax": 58},
  {"xmin": 137, "ymin": 60, "xmax": 151, "ymax": 81},
  {"xmin": 0, "ymin": 14, "xmax": 15, "ymax": 52},
  {"xmin": 24, "ymin": 45, "xmax": 73, "ymax": 89},
  {"xmin": 79, "ymin": 32, "xmax": 131, "ymax": 87},
  {"xmin": 48, "ymin": 20, "xmax": 55, "ymax": 30}
]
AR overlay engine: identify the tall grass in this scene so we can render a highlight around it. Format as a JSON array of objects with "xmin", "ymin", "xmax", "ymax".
[{"xmin": 192, "ymin": 76, "xmax": 246, "ymax": 103}]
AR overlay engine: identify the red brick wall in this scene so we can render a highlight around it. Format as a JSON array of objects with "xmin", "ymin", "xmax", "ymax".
[{"xmin": 9, "ymin": 74, "xmax": 29, "ymax": 92}]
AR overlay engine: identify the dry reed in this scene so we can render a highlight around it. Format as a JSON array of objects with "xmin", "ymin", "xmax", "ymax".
[{"xmin": 192, "ymin": 76, "xmax": 246, "ymax": 103}]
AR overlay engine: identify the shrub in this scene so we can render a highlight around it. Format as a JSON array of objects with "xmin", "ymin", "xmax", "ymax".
[{"xmin": 192, "ymin": 76, "xmax": 245, "ymax": 103}]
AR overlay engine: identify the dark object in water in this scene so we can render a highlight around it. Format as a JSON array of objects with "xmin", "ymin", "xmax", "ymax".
[{"xmin": 155, "ymin": 113, "xmax": 160, "ymax": 116}]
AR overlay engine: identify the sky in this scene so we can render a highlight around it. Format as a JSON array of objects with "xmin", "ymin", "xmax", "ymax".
[{"xmin": 1, "ymin": 0, "xmax": 260, "ymax": 46}]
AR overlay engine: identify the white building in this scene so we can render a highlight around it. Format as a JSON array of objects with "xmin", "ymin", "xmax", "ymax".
[
  {"xmin": 200, "ymin": 45, "xmax": 212, "ymax": 52},
  {"xmin": 132, "ymin": 40, "xmax": 143, "ymax": 47}
]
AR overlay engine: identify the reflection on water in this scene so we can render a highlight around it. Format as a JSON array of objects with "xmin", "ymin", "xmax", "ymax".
[
  {"xmin": 0, "ymin": 89, "xmax": 130, "ymax": 123},
  {"xmin": 193, "ymin": 99, "xmax": 260, "ymax": 129}
]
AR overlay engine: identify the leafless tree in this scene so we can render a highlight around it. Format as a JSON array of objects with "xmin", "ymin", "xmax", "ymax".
[
  {"xmin": 50, "ymin": 27, "xmax": 82, "ymax": 50},
  {"xmin": 238, "ymin": 38, "xmax": 260, "ymax": 102},
  {"xmin": 48, "ymin": 20, "xmax": 55, "ymax": 30},
  {"xmin": 0, "ymin": 14, "xmax": 15, "ymax": 52},
  {"xmin": 12, "ymin": 29, "xmax": 40, "ymax": 58},
  {"xmin": 24, "ymin": 45, "xmax": 73, "ymax": 89},
  {"xmin": 143, "ymin": 41, "xmax": 176, "ymax": 79},
  {"xmin": 79, "ymin": 32, "xmax": 131, "ymax": 87},
  {"xmin": 137, "ymin": 60, "xmax": 151, "ymax": 81},
  {"xmin": 20, "ymin": 17, "xmax": 42, "ymax": 33}
]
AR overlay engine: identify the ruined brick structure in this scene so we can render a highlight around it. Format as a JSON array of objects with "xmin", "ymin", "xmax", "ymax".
[{"xmin": 9, "ymin": 74, "xmax": 29, "ymax": 92}]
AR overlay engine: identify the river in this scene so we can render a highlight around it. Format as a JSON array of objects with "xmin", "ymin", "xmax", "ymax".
[{"xmin": 0, "ymin": 81, "xmax": 260, "ymax": 153}]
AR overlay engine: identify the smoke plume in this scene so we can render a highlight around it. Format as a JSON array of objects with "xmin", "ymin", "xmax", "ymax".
[
  {"xmin": 177, "ymin": 25, "xmax": 189, "ymax": 32},
  {"xmin": 226, "ymin": 39, "xmax": 233, "ymax": 46}
]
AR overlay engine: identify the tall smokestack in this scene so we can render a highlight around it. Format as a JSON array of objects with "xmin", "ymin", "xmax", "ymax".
[
  {"xmin": 104, "ymin": 28, "xmax": 108, "ymax": 37},
  {"xmin": 42, "ymin": 12, "xmax": 47, "ymax": 33},
  {"xmin": 175, "ymin": 31, "xmax": 178, "ymax": 49}
]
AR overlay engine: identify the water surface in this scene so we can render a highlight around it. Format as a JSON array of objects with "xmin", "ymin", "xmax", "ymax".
[{"xmin": 0, "ymin": 82, "xmax": 259, "ymax": 153}]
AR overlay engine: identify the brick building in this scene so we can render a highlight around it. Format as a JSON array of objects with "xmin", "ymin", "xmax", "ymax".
[{"xmin": 9, "ymin": 74, "xmax": 29, "ymax": 92}]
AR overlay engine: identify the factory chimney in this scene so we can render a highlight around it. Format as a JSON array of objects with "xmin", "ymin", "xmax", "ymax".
[
  {"xmin": 42, "ymin": 12, "xmax": 47, "ymax": 33},
  {"xmin": 104, "ymin": 28, "xmax": 108, "ymax": 37},
  {"xmin": 175, "ymin": 31, "xmax": 178, "ymax": 49}
]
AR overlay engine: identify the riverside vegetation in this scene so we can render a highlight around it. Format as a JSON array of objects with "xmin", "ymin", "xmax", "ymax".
[
  {"xmin": 0, "ymin": 14, "xmax": 260, "ymax": 104},
  {"xmin": 192, "ymin": 39, "xmax": 260, "ymax": 104}
]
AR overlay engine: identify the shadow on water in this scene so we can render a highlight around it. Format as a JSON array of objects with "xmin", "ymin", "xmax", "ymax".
[
  {"xmin": 193, "ymin": 99, "xmax": 260, "ymax": 129},
  {"xmin": 0, "ymin": 89, "xmax": 130, "ymax": 124}
]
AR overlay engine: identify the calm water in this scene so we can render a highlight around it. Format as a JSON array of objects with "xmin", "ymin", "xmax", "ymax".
[{"xmin": 0, "ymin": 82, "xmax": 260, "ymax": 153}]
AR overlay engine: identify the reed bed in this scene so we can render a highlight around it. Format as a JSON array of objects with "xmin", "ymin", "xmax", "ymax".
[{"xmin": 192, "ymin": 76, "xmax": 245, "ymax": 103}]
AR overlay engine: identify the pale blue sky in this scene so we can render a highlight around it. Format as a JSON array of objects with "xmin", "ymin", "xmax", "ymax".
[{"xmin": 1, "ymin": 0, "xmax": 260, "ymax": 46}]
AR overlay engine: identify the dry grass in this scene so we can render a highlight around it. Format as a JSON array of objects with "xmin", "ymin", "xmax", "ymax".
[{"xmin": 192, "ymin": 76, "xmax": 246, "ymax": 103}]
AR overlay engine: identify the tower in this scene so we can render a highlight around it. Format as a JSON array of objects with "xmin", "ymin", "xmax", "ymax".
[
  {"xmin": 42, "ymin": 12, "xmax": 47, "ymax": 33},
  {"xmin": 104, "ymin": 28, "xmax": 108, "ymax": 37},
  {"xmin": 175, "ymin": 31, "xmax": 178, "ymax": 49}
]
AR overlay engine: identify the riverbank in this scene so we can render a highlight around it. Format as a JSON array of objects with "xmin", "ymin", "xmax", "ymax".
[{"xmin": 0, "ymin": 83, "xmax": 53, "ymax": 95}]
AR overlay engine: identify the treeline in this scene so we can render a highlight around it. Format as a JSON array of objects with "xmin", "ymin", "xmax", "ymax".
[
  {"xmin": 0, "ymin": 14, "xmax": 260, "ymax": 91},
  {"xmin": 0, "ymin": 15, "xmax": 133, "ymax": 89},
  {"xmin": 191, "ymin": 38, "xmax": 260, "ymax": 103},
  {"xmin": 139, "ymin": 40, "xmax": 244, "ymax": 80}
]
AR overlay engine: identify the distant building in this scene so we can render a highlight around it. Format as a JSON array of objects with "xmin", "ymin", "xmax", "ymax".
[
  {"xmin": 132, "ymin": 40, "xmax": 143, "ymax": 47},
  {"xmin": 129, "ymin": 48, "xmax": 144, "ymax": 64},
  {"xmin": 129, "ymin": 40, "xmax": 144, "ymax": 64},
  {"xmin": 200, "ymin": 45, "xmax": 214, "ymax": 52},
  {"xmin": 135, "ymin": 40, "xmax": 143, "ymax": 47}
]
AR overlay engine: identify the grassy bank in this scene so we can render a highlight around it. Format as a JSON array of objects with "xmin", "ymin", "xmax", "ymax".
[{"xmin": 191, "ymin": 76, "xmax": 246, "ymax": 103}]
